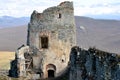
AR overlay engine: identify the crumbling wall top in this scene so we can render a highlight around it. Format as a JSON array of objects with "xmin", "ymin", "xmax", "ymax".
[
  {"xmin": 43, "ymin": 1, "xmax": 73, "ymax": 13},
  {"xmin": 30, "ymin": 1, "xmax": 74, "ymax": 24},
  {"xmin": 58, "ymin": 1, "xmax": 73, "ymax": 7}
]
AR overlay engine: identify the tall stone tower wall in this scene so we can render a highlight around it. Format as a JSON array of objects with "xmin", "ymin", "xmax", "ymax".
[
  {"xmin": 27, "ymin": 1, "xmax": 76, "ymax": 78},
  {"xmin": 27, "ymin": 1, "xmax": 76, "ymax": 47}
]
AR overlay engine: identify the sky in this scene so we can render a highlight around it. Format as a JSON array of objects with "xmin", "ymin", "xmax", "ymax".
[{"xmin": 0, "ymin": 0, "xmax": 120, "ymax": 19}]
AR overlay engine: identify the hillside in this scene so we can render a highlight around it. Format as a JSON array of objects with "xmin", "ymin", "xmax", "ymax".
[
  {"xmin": 0, "ymin": 26, "xmax": 27, "ymax": 51},
  {"xmin": 0, "ymin": 16, "xmax": 120, "ymax": 54},
  {"xmin": 0, "ymin": 16, "xmax": 29, "ymax": 28},
  {"xmin": 75, "ymin": 16, "xmax": 120, "ymax": 54}
]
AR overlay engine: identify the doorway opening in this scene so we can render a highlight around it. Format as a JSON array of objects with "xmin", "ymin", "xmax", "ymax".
[
  {"xmin": 46, "ymin": 64, "xmax": 56, "ymax": 78},
  {"xmin": 48, "ymin": 70, "xmax": 55, "ymax": 78}
]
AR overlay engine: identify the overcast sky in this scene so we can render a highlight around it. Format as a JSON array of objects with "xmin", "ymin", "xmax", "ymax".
[{"xmin": 0, "ymin": 0, "xmax": 120, "ymax": 19}]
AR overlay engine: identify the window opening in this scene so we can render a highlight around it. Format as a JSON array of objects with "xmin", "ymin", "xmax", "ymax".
[
  {"xmin": 58, "ymin": 13, "xmax": 61, "ymax": 18},
  {"xmin": 41, "ymin": 36, "xmax": 48, "ymax": 49}
]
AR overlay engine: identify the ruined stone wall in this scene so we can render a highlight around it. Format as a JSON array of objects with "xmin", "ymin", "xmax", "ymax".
[
  {"xmin": 9, "ymin": 45, "xmax": 29, "ymax": 77},
  {"xmin": 27, "ymin": 1, "xmax": 76, "ymax": 78},
  {"xmin": 69, "ymin": 47, "xmax": 120, "ymax": 80}
]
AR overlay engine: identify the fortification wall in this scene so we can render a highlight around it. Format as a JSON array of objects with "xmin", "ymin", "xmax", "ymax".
[{"xmin": 69, "ymin": 47, "xmax": 120, "ymax": 80}]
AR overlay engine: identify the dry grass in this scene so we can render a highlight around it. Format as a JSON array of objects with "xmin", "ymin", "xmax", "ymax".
[{"xmin": 0, "ymin": 51, "xmax": 15, "ymax": 70}]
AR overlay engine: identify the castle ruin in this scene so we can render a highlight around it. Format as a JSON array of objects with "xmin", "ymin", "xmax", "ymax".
[
  {"xmin": 9, "ymin": 1, "xmax": 120, "ymax": 80},
  {"xmin": 9, "ymin": 1, "xmax": 76, "ymax": 79}
]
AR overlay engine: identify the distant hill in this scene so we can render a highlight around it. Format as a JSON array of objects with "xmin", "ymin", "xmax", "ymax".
[
  {"xmin": 0, "ymin": 16, "xmax": 29, "ymax": 28},
  {"xmin": 0, "ymin": 16, "xmax": 120, "ymax": 54},
  {"xmin": 75, "ymin": 16, "xmax": 120, "ymax": 54},
  {"xmin": 0, "ymin": 25, "xmax": 27, "ymax": 51}
]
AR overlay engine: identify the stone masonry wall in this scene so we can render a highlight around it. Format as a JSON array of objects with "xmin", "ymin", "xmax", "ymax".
[
  {"xmin": 27, "ymin": 1, "xmax": 76, "ymax": 78},
  {"xmin": 69, "ymin": 47, "xmax": 120, "ymax": 80}
]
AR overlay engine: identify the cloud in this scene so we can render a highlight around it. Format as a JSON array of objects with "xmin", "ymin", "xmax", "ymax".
[
  {"xmin": 0, "ymin": 0, "xmax": 50, "ymax": 17},
  {"xmin": 0, "ymin": 0, "xmax": 120, "ymax": 18},
  {"xmin": 75, "ymin": 0, "xmax": 120, "ymax": 16}
]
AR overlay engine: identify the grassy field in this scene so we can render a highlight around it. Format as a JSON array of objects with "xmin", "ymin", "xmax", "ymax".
[{"xmin": 0, "ymin": 51, "xmax": 15, "ymax": 70}]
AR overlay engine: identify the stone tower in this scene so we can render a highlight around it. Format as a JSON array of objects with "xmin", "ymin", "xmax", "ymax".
[
  {"xmin": 9, "ymin": 1, "xmax": 76, "ymax": 79},
  {"xmin": 9, "ymin": 1, "xmax": 120, "ymax": 80},
  {"xmin": 27, "ymin": 1, "xmax": 76, "ymax": 78}
]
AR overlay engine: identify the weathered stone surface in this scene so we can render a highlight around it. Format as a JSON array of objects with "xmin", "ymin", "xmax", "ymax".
[
  {"xmin": 26, "ymin": 1, "xmax": 76, "ymax": 79},
  {"xmin": 9, "ymin": 59, "xmax": 18, "ymax": 77},
  {"xmin": 27, "ymin": 1, "xmax": 76, "ymax": 79},
  {"xmin": 9, "ymin": 1, "xmax": 76, "ymax": 79},
  {"xmin": 69, "ymin": 47, "xmax": 120, "ymax": 80},
  {"xmin": 9, "ymin": 45, "xmax": 29, "ymax": 77},
  {"xmin": 9, "ymin": 1, "xmax": 120, "ymax": 80}
]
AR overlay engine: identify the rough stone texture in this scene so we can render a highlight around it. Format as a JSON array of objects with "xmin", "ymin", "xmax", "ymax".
[
  {"xmin": 9, "ymin": 59, "xmax": 18, "ymax": 77},
  {"xmin": 69, "ymin": 46, "xmax": 120, "ymax": 80},
  {"xmin": 9, "ymin": 1, "xmax": 76, "ymax": 79},
  {"xmin": 9, "ymin": 1, "xmax": 120, "ymax": 80},
  {"xmin": 27, "ymin": 1, "xmax": 76, "ymax": 79},
  {"xmin": 9, "ymin": 45, "xmax": 29, "ymax": 77}
]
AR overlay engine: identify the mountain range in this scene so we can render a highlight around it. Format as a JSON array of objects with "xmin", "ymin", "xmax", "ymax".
[
  {"xmin": 0, "ymin": 16, "xmax": 120, "ymax": 54},
  {"xmin": 0, "ymin": 16, "xmax": 29, "ymax": 28}
]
